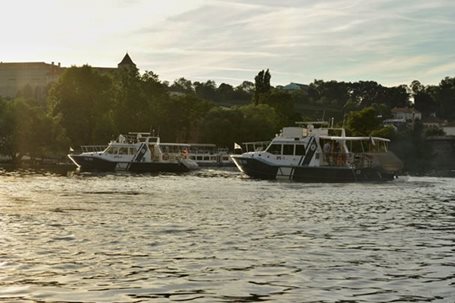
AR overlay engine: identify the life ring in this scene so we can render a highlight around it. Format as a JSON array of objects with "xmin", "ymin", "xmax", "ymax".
[{"xmin": 162, "ymin": 153, "xmax": 169, "ymax": 160}]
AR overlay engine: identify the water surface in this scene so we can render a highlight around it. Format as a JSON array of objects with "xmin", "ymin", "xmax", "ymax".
[{"xmin": 1, "ymin": 169, "xmax": 454, "ymax": 302}]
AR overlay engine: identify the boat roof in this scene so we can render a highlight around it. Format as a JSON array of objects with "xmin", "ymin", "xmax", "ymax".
[
  {"xmin": 160, "ymin": 143, "xmax": 191, "ymax": 147},
  {"xmin": 319, "ymin": 135, "xmax": 390, "ymax": 142},
  {"xmin": 189, "ymin": 143, "xmax": 217, "ymax": 147}
]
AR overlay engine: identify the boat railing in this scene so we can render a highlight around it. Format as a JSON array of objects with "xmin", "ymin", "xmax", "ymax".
[
  {"xmin": 320, "ymin": 152, "xmax": 375, "ymax": 168},
  {"xmin": 80, "ymin": 145, "xmax": 107, "ymax": 153}
]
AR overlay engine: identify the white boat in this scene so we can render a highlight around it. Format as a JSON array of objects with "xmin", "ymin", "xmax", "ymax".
[
  {"xmin": 68, "ymin": 132, "xmax": 198, "ymax": 172},
  {"xmin": 230, "ymin": 122, "xmax": 403, "ymax": 182},
  {"xmin": 188, "ymin": 144, "xmax": 233, "ymax": 167}
]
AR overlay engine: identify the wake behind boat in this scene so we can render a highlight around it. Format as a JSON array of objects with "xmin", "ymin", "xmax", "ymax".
[
  {"xmin": 231, "ymin": 122, "xmax": 403, "ymax": 182},
  {"xmin": 68, "ymin": 132, "xmax": 198, "ymax": 173}
]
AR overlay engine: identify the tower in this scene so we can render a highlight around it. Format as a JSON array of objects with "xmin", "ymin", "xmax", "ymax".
[{"xmin": 117, "ymin": 53, "xmax": 137, "ymax": 70}]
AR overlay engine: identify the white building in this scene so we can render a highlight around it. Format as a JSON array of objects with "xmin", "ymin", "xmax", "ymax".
[{"xmin": 391, "ymin": 107, "xmax": 422, "ymax": 122}]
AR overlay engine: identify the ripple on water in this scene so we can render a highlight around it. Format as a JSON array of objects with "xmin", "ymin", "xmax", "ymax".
[{"xmin": 0, "ymin": 171, "xmax": 454, "ymax": 302}]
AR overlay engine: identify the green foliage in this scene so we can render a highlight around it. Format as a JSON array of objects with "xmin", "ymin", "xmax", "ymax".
[
  {"xmin": 435, "ymin": 77, "xmax": 455, "ymax": 120},
  {"xmin": 261, "ymin": 90, "xmax": 297, "ymax": 126},
  {"xmin": 411, "ymin": 80, "xmax": 437, "ymax": 117},
  {"xmin": 199, "ymin": 107, "xmax": 244, "ymax": 147},
  {"xmin": 158, "ymin": 95, "xmax": 214, "ymax": 142},
  {"xmin": 0, "ymin": 98, "xmax": 68, "ymax": 160},
  {"xmin": 194, "ymin": 80, "xmax": 217, "ymax": 101},
  {"xmin": 48, "ymin": 65, "xmax": 114, "ymax": 146},
  {"xmin": 254, "ymin": 69, "xmax": 271, "ymax": 105},
  {"xmin": 3, "ymin": 62, "xmax": 455, "ymax": 173},
  {"xmin": 239, "ymin": 104, "xmax": 280, "ymax": 142},
  {"xmin": 171, "ymin": 77, "xmax": 194, "ymax": 94},
  {"xmin": 199, "ymin": 104, "xmax": 279, "ymax": 148},
  {"xmin": 345, "ymin": 107, "xmax": 382, "ymax": 136}
]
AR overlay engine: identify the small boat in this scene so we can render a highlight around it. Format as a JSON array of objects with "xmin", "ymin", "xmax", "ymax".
[
  {"xmin": 188, "ymin": 144, "xmax": 233, "ymax": 167},
  {"xmin": 68, "ymin": 132, "xmax": 198, "ymax": 172},
  {"xmin": 231, "ymin": 122, "xmax": 403, "ymax": 182}
]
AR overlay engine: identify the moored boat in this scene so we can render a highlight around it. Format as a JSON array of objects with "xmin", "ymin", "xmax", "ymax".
[
  {"xmin": 188, "ymin": 144, "xmax": 233, "ymax": 167},
  {"xmin": 68, "ymin": 132, "xmax": 198, "ymax": 172},
  {"xmin": 230, "ymin": 122, "xmax": 403, "ymax": 182}
]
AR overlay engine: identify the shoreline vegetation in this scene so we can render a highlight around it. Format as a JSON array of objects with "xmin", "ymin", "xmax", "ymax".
[{"xmin": 1, "ymin": 66, "xmax": 454, "ymax": 176}]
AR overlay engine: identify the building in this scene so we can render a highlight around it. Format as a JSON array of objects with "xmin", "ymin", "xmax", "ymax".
[
  {"xmin": 0, "ymin": 53, "xmax": 136, "ymax": 100},
  {"xmin": 0, "ymin": 61, "xmax": 63, "ymax": 100},
  {"xmin": 391, "ymin": 107, "xmax": 422, "ymax": 122}
]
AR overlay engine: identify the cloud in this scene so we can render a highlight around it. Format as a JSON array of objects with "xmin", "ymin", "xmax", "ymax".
[
  {"xmin": 115, "ymin": 0, "xmax": 455, "ymax": 86},
  {"xmin": 4, "ymin": 0, "xmax": 453, "ymax": 86}
]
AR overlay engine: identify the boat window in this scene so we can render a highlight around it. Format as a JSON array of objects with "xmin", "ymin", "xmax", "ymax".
[
  {"xmin": 105, "ymin": 146, "xmax": 118, "ymax": 154},
  {"xmin": 204, "ymin": 156, "xmax": 210, "ymax": 160},
  {"xmin": 129, "ymin": 147, "xmax": 136, "ymax": 155},
  {"xmin": 118, "ymin": 147, "xmax": 129, "ymax": 155},
  {"xmin": 283, "ymin": 144, "xmax": 294, "ymax": 155},
  {"xmin": 295, "ymin": 144, "xmax": 306, "ymax": 156},
  {"xmin": 267, "ymin": 144, "xmax": 282, "ymax": 155}
]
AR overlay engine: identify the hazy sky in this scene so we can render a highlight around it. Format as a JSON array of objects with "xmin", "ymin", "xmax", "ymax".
[{"xmin": 2, "ymin": 0, "xmax": 455, "ymax": 87}]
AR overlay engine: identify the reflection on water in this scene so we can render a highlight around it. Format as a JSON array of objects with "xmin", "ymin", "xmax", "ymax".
[{"xmin": 1, "ymin": 168, "xmax": 454, "ymax": 302}]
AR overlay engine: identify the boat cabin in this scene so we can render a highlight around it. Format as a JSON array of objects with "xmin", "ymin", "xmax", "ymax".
[{"xmin": 259, "ymin": 122, "xmax": 392, "ymax": 169}]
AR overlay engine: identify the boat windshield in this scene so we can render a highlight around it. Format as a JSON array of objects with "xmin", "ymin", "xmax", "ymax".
[
  {"xmin": 346, "ymin": 139, "xmax": 388, "ymax": 153},
  {"xmin": 265, "ymin": 143, "xmax": 306, "ymax": 156},
  {"xmin": 105, "ymin": 146, "xmax": 137, "ymax": 155}
]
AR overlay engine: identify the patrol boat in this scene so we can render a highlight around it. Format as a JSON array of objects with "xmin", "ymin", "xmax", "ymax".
[
  {"xmin": 68, "ymin": 132, "xmax": 198, "ymax": 172},
  {"xmin": 230, "ymin": 122, "xmax": 403, "ymax": 182}
]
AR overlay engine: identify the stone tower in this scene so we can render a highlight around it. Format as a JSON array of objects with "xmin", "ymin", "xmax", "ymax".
[{"xmin": 117, "ymin": 53, "xmax": 137, "ymax": 70}]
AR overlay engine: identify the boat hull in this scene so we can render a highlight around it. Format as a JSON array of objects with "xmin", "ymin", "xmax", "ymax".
[
  {"xmin": 68, "ymin": 154, "xmax": 194, "ymax": 173},
  {"xmin": 231, "ymin": 156, "xmax": 396, "ymax": 182}
]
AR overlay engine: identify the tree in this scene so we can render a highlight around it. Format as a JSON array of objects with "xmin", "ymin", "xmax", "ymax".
[
  {"xmin": 200, "ymin": 104, "xmax": 279, "ymax": 148},
  {"xmin": 345, "ymin": 107, "xmax": 382, "ymax": 136},
  {"xmin": 254, "ymin": 69, "xmax": 271, "ymax": 105},
  {"xmin": 194, "ymin": 80, "xmax": 217, "ymax": 101},
  {"xmin": 48, "ymin": 65, "xmax": 115, "ymax": 147},
  {"xmin": 217, "ymin": 83, "xmax": 235, "ymax": 103},
  {"xmin": 199, "ymin": 107, "xmax": 245, "ymax": 147},
  {"xmin": 411, "ymin": 80, "xmax": 437, "ymax": 117},
  {"xmin": 239, "ymin": 104, "xmax": 279, "ymax": 142},
  {"xmin": 1, "ymin": 98, "xmax": 68, "ymax": 161},
  {"xmin": 435, "ymin": 77, "xmax": 455, "ymax": 120},
  {"xmin": 158, "ymin": 95, "xmax": 213, "ymax": 142},
  {"xmin": 382, "ymin": 85, "xmax": 410, "ymax": 109},
  {"xmin": 170, "ymin": 77, "xmax": 194, "ymax": 94},
  {"xmin": 262, "ymin": 90, "xmax": 297, "ymax": 126}
]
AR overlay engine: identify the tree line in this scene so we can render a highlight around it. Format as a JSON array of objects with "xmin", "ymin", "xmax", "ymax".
[{"xmin": 0, "ymin": 64, "xmax": 454, "ymax": 173}]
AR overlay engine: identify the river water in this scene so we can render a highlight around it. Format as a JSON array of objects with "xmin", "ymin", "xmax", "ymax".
[{"xmin": 0, "ymin": 168, "xmax": 454, "ymax": 302}]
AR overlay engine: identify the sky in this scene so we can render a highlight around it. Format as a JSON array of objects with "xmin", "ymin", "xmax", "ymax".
[{"xmin": 2, "ymin": 0, "xmax": 455, "ymax": 87}]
